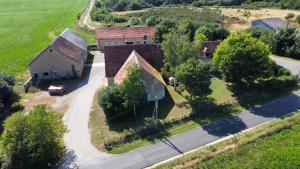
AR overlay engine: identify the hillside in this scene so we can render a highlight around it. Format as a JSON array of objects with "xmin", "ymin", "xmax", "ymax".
[{"xmin": 0, "ymin": 0, "xmax": 89, "ymax": 75}]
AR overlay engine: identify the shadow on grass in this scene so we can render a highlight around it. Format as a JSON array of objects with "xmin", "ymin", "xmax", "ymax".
[
  {"xmin": 106, "ymin": 89, "xmax": 175, "ymax": 133},
  {"xmin": 227, "ymin": 83, "xmax": 299, "ymax": 109}
]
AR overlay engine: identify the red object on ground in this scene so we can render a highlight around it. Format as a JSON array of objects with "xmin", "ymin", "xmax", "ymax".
[{"xmin": 48, "ymin": 85, "xmax": 65, "ymax": 95}]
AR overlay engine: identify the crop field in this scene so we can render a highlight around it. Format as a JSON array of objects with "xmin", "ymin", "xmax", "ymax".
[{"xmin": 0, "ymin": 0, "xmax": 89, "ymax": 75}]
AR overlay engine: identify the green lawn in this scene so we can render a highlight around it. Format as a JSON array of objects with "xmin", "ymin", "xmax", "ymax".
[
  {"xmin": 0, "ymin": 0, "xmax": 90, "ymax": 75},
  {"xmin": 90, "ymin": 79, "xmax": 243, "ymax": 154}
]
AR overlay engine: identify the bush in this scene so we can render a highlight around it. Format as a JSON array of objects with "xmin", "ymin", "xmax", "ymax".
[
  {"xmin": 146, "ymin": 16, "xmax": 157, "ymax": 26},
  {"xmin": 98, "ymin": 85, "xmax": 125, "ymax": 117},
  {"xmin": 129, "ymin": 17, "xmax": 141, "ymax": 25},
  {"xmin": 258, "ymin": 75, "xmax": 298, "ymax": 92},
  {"xmin": 270, "ymin": 61, "xmax": 291, "ymax": 77},
  {"xmin": 175, "ymin": 83, "xmax": 186, "ymax": 94},
  {"xmin": 113, "ymin": 16, "xmax": 128, "ymax": 23},
  {"xmin": 10, "ymin": 102, "xmax": 24, "ymax": 113}
]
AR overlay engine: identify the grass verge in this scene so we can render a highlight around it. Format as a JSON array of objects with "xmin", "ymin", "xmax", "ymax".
[{"xmin": 155, "ymin": 111, "xmax": 300, "ymax": 169}]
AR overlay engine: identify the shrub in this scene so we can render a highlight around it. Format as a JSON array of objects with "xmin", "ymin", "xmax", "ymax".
[
  {"xmin": 129, "ymin": 17, "xmax": 141, "ymax": 25},
  {"xmin": 270, "ymin": 61, "xmax": 291, "ymax": 77},
  {"xmin": 10, "ymin": 102, "xmax": 25, "ymax": 113},
  {"xmin": 98, "ymin": 85, "xmax": 125, "ymax": 117},
  {"xmin": 175, "ymin": 83, "xmax": 186, "ymax": 94},
  {"xmin": 146, "ymin": 16, "xmax": 157, "ymax": 26},
  {"xmin": 113, "ymin": 16, "xmax": 128, "ymax": 23},
  {"xmin": 258, "ymin": 75, "xmax": 298, "ymax": 92}
]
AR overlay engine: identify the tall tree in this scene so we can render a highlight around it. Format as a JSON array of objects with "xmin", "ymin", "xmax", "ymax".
[
  {"xmin": 0, "ymin": 105, "xmax": 66, "ymax": 169},
  {"xmin": 120, "ymin": 65, "xmax": 145, "ymax": 115},
  {"xmin": 176, "ymin": 59, "xmax": 212, "ymax": 97},
  {"xmin": 213, "ymin": 32, "xmax": 272, "ymax": 85},
  {"xmin": 161, "ymin": 31, "xmax": 198, "ymax": 76}
]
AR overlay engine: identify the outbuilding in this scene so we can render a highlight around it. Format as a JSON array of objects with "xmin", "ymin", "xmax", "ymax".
[
  {"xmin": 251, "ymin": 18, "xmax": 288, "ymax": 31},
  {"xmin": 114, "ymin": 50, "xmax": 166, "ymax": 101},
  {"xmin": 96, "ymin": 26, "xmax": 156, "ymax": 50},
  {"xmin": 29, "ymin": 28, "xmax": 88, "ymax": 81}
]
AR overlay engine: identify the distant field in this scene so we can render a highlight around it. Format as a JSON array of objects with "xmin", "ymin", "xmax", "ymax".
[
  {"xmin": 220, "ymin": 8, "xmax": 300, "ymax": 31},
  {"xmin": 0, "ymin": 0, "xmax": 89, "ymax": 75}
]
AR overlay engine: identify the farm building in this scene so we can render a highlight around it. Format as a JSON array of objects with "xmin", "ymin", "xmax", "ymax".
[
  {"xmin": 96, "ymin": 26, "xmax": 156, "ymax": 49},
  {"xmin": 104, "ymin": 44, "xmax": 164, "ymax": 84},
  {"xmin": 199, "ymin": 40, "xmax": 221, "ymax": 59},
  {"xmin": 29, "ymin": 28, "xmax": 88, "ymax": 81},
  {"xmin": 251, "ymin": 18, "xmax": 288, "ymax": 31},
  {"xmin": 114, "ymin": 50, "xmax": 166, "ymax": 101}
]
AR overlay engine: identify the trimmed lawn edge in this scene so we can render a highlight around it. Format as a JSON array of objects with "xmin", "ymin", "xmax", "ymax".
[{"xmin": 153, "ymin": 111, "xmax": 300, "ymax": 169}]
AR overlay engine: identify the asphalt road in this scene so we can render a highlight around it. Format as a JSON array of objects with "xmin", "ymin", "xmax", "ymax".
[
  {"xmin": 60, "ymin": 54, "xmax": 300, "ymax": 169},
  {"xmin": 271, "ymin": 56, "xmax": 300, "ymax": 76}
]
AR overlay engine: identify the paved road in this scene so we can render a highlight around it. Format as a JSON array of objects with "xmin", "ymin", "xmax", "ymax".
[
  {"xmin": 60, "ymin": 51, "xmax": 110, "ymax": 169},
  {"xmin": 82, "ymin": 0, "xmax": 95, "ymax": 30},
  {"xmin": 271, "ymin": 56, "xmax": 300, "ymax": 76}
]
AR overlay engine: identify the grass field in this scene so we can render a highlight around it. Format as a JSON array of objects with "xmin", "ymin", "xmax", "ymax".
[
  {"xmin": 0, "ymin": 0, "xmax": 90, "ymax": 75},
  {"xmin": 156, "ymin": 111, "xmax": 300, "ymax": 169}
]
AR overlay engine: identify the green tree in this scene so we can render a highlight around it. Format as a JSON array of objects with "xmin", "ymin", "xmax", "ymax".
[
  {"xmin": 213, "ymin": 32, "xmax": 272, "ymax": 85},
  {"xmin": 161, "ymin": 32, "xmax": 199, "ymax": 76},
  {"xmin": 177, "ymin": 19, "xmax": 196, "ymax": 42},
  {"xmin": 274, "ymin": 28, "xmax": 300, "ymax": 58},
  {"xmin": 194, "ymin": 32, "xmax": 208, "ymax": 45},
  {"xmin": 120, "ymin": 65, "xmax": 145, "ymax": 115},
  {"xmin": 175, "ymin": 59, "xmax": 212, "ymax": 97},
  {"xmin": 1, "ymin": 105, "xmax": 66, "ymax": 169},
  {"xmin": 146, "ymin": 16, "xmax": 156, "ymax": 26},
  {"xmin": 153, "ymin": 19, "xmax": 177, "ymax": 43},
  {"xmin": 99, "ymin": 85, "xmax": 125, "ymax": 117}
]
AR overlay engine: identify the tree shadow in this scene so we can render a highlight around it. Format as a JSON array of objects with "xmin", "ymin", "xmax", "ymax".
[
  {"xmin": 106, "ymin": 89, "xmax": 175, "ymax": 133},
  {"xmin": 227, "ymin": 83, "xmax": 298, "ymax": 109},
  {"xmin": 202, "ymin": 115, "xmax": 247, "ymax": 137},
  {"xmin": 249, "ymin": 93, "xmax": 300, "ymax": 118}
]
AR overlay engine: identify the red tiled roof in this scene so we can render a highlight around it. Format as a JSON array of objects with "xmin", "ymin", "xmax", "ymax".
[
  {"xmin": 104, "ymin": 44, "xmax": 164, "ymax": 77},
  {"xmin": 96, "ymin": 26, "xmax": 156, "ymax": 40},
  {"xmin": 114, "ymin": 50, "xmax": 166, "ymax": 86}
]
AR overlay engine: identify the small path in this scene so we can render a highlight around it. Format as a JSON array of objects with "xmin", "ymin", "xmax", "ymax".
[{"xmin": 82, "ymin": 0, "xmax": 95, "ymax": 30}]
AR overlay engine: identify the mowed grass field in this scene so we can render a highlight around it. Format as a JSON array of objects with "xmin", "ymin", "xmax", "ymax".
[
  {"xmin": 0, "ymin": 0, "xmax": 89, "ymax": 75},
  {"xmin": 188, "ymin": 124, "xmax": 300, "ymax": 169}
]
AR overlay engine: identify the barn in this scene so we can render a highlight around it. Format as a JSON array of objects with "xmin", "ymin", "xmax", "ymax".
[
  {"xmin": 114, "ymin": 50, "xmax": 166, "ymax": 101},
  {"xmin": 29, "ymin": 28, "xmax": 88, "ymax": 81},
  {"xmin": 104, "ymin": 44, "xmax": 164, "ymax": 84},
  {"xmin": 96, "ymin": 26, "xmax": 156, "ymax": 50}
]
